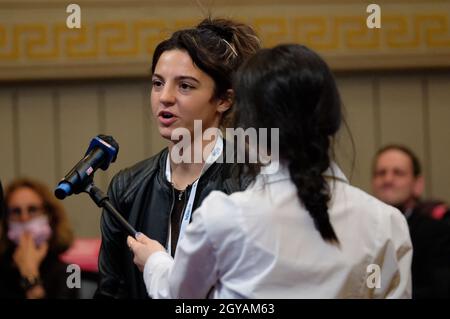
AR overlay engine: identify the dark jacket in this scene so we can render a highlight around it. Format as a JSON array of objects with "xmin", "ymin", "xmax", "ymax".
[
  {"xmin": 95, "ymin": 146, "xmax": 250, "ymax": 299},
  {"xmin": 0, "ymin": 248, "xmax": 78, "ymax": 299},
  {"xmin": 408, "ymin": 205, "xmax": 450, "ymax": 298},
  {"xmin": 414, "ymin": 200, "xmax": 450, "ymax": 224}
]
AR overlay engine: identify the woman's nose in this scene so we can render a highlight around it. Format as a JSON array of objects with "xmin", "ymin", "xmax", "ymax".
[
  {"xmin": 159, "ymin": 85, "xmax": 176, "ymax": 106},
  {"xmin": 18, "ymin": 210, "xmax": 31, "ymax": 223}
]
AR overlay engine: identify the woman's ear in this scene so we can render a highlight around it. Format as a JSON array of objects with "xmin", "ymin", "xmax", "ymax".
[{"xmin": 216, "ymin": 89, "xmax": 234, "ymax": 114}]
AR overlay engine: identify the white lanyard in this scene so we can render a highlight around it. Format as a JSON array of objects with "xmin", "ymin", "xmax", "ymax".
[{"xmin": 165, "ymin": 134, "xmax": 224, "ymax": 255}]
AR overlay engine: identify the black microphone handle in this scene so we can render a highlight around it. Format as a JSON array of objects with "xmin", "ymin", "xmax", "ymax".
[
  {"xmin": 103, "ymin": 200, "xmax": 137, "ymax": 237},
  {"xmin": 84, "ymin": 183, "xmax": 137, "ymax": 237}
]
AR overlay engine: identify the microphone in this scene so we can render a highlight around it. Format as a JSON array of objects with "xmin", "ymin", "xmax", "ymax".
[{"xmin": 55, "ymin": 135, "xmax": 119, "ymax": 200}]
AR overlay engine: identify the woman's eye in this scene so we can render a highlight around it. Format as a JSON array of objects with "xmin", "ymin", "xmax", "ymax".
[
  {"xmin": 28, "ymin": 206, "xmax": 40, "ymax": 214},
  {"xmin": 152, "ymin": 80, "xmax": 163, "ymax": 88},
  {"xmin": 8, "ymin": 207, "xmax": 21, "ymax": 216},
  {"xmin": 180, "ymin": 83, "xmax": 194, "ymax": 91}
]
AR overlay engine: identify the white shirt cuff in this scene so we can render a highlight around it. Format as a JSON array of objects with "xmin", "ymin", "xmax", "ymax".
[{"xmin": 143, "ymin": 251, "xmax": 174, "ymax": 298}]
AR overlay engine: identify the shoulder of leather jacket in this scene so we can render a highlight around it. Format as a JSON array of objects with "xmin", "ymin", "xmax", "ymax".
[{"xmin": 109, "ymin": 147, "xmax": 169, "ymax": 208}]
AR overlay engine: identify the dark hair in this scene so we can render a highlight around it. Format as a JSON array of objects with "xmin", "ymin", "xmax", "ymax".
[
  {"xmin": 373, "ymin": 144, "xmax": 422, "ymax": 177},
  {"xmin": 233, "ymin": 44, "xmax": 341, "ymax": 244},
  {"xmin": 0, "ymin": 178, "xmax": 74, "ymax": 256},
  {"xmin": 151, "ymin": 18, "xmax": 261, "ymax": 128}
]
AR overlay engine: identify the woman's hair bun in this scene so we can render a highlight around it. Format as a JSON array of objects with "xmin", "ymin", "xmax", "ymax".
[{"xmin": 197, "ymin": 19, "xmax": 234, "ymax": 42}]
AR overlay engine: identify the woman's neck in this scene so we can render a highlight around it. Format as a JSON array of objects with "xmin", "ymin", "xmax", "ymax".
[{"xmin": 168, "ymin": 133, "xmax": 219, "ymax": 190}]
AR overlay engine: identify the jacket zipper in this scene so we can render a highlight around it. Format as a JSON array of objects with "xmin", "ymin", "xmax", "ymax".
[
  {"xmin": 179, "ymin": 185, "xmax": 190, "ymax": 222},
  {"xmin": 166, "ymin": 186, "xmax": 175, "ymax": 250},
  {"xmin": 166, "ymin": 184, "xmax": 190, "ymax": 253}
]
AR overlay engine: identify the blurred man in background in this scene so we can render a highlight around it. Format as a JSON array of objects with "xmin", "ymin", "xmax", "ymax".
[{"xmin": 372, "ymin": 144, "xmax": 450, "ymax": 298}]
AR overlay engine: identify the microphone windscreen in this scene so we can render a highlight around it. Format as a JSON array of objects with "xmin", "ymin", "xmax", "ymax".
[{"xmin": 97, "ymin": 135, "xmax": 119, "ymax": 162}]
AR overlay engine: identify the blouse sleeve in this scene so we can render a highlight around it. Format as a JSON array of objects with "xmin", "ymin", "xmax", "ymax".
[
  {"xmin": 143, "ymin": 206, "xmax": 219, "ymax": 299},
  {"xmin": 373, "ymin": 208, "xmax": 413, "ymax": 299}
]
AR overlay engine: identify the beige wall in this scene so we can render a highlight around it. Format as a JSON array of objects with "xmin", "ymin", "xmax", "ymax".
[{"xmin": 1, "ymin": 72, "xmax": 449, "ymax": 237}]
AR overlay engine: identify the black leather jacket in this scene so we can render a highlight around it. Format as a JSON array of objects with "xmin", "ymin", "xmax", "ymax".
[{"xmin": 94, "ymin": 145, "xmax": 249, "ymax": 298}]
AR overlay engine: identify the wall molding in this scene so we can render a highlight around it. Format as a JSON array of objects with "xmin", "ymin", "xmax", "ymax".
[{"xmin": 1, "ymin": 1, "xmax": 449, "ymax": 80}]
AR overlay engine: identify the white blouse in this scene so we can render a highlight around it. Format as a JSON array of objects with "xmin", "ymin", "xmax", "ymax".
[{"xmin": 143, "ymin": 163, "xmax": 412, "ymax": 299}]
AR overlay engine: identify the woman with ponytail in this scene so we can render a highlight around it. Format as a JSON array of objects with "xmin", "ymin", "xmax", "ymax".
[{"xmin": 128, "ymin": 44, "xmax": 413, "ymax": 298}]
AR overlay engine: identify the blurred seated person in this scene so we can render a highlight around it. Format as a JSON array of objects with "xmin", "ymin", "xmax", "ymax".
[
  {"xmin": 415, "ymin": 199, "xmax": 450, "ymax": 224},
  {"xmin": 0, "ymin": 178, "xmax": 77, "ymax": 299},
  {"xmin": 372, "ymin": 145, "xmax": 450, "ymax": 298}
]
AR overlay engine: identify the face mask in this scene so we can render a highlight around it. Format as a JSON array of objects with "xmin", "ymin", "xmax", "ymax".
[{"xmin": 7, "ymin": 215, "xmax": 52, "ymax": 247}]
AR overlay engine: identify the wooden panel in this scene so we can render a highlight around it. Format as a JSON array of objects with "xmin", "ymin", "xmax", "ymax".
[
  {"xmin": 378, "ymin": 76, "xmax": 428, "ymax": 195},
  {"xmin": 143, "ymin": 83, "xmax": 168, "ymax": 158},
  {"xmin": 58, "ymin": 85, "xmax": 101, "ymax": 237},
  {"xmin": 0, "ymin": 89, "xmax": 16, "ymax": 186},
  {"xmin": 336, "ymin": 76, "xmax": 376, "ymax": 193},
  {"xmin": 16, "ymin": 87, "xmax": 56, "ymax": 186},
  {"xmin": 428, "ymin": 75, "xmax": 450, "ymax": 203},
  {"xmin": 103, "ymin": 83, "xmax": 147, "ymax": 181}
]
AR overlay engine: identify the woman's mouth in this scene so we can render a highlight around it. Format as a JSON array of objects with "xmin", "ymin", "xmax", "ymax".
[
  {"xmin": 158, "ymin": 111, "xmax": 177, "ymax": 126},
  {"xmin": 161, "ymin": 112, "xmax": 173, "ymax": 119}
]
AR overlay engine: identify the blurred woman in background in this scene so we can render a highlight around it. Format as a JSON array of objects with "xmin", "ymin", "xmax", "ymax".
[{"xmin": 0, "ymin": 178, "xmax": 75, "ymax": 299}]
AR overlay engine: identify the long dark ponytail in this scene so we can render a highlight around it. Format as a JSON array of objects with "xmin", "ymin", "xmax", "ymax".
[{"xmin": 234, "ymin": 44, "xmax": 341, "ymax": 243}]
